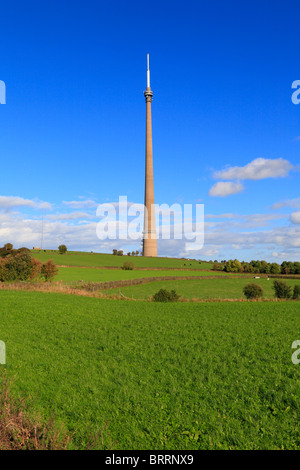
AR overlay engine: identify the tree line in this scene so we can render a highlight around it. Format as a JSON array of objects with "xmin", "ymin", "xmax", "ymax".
[{"xmin": 213, "ymin": 259, "xmax": 300, "ymax": 274}]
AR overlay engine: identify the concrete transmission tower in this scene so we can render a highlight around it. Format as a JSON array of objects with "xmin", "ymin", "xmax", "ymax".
[{"xmin": 143, "ymin": 54, "xmax": 157, "ymax": 257}]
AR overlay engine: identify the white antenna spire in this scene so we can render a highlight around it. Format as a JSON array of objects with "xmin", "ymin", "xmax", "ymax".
[{"xmin": 147, "ymin": 53, "xmax": 150, "ymax": 88}]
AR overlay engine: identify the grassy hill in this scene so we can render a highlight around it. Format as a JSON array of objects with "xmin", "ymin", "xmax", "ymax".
[
  {"xmin": 31, "ymin": 250, "xmax": 213, "ymax": 270},
  {"xmin": 54, "ymin": 266, "xmax": 231, "ymax": 283}
]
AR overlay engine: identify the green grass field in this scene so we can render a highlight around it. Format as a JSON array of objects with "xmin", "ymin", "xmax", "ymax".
[
  {"xmin": 1, "ymin": 290, "xmax": 299, "ymax": 450},
  {"xmin": 31, "ymin": 250, "xmax": 213, "ymax": 270},
  {"xmin": 107, "ymin": 277, "xmax": 300, "ymax": 300},
  {"xmin": 55, "ymin": 266, "xmax": 233, "ymax": 283}
]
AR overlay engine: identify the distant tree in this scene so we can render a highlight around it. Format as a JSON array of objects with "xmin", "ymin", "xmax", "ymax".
[
  {"xmin": 224, "ymin": 259, "xmax": 243, "ymax": 273},
  {"xmin": 58, "ymin": 245, "xmax": 67, "ymax": 255},
  {"xmin": 213, "ymin": 262, "xmax": 223, "ymax": 271},
  {"xmin": 270, "ymin": 263, "xmax": 281, "ymax": 274},
  {"xmin": 112, "ymin": 249, "xmax": 118, "ymax": 256},
  {"xmin": 265, "ymin": 263, "xmax": 271, "ymax": 274},
  {"xmin": 294, "ymin": 262, "xmax": 300, "ymax": 274},
  {"xmin": 242, "ymin": 262, "xmax": 254, "ymax": 273},
  {"xmin": 250, "ymin": 260, "xmax": 262, "ymax": 273},
  {"xmin": 127, "ymin": 252, "xmax": 131, "ymax": 256},
  {"xmin": 117, "ymin": 250, "xmax": 123, "ymax": 256},
  {"xmin": 260, "ymin": 261, "xmax": 268, "ymax": 273},
  {"xmin": 135, "ymin": 250, "xmax": 139, "ymax": 256}
]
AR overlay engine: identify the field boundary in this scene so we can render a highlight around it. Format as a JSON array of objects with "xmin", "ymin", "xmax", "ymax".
[
  {"xmin": 76, "ymin": 274, "xmax": 257, "ymax": 290},
  {"xmin": 57, "ymin": 265, "xmax": 214, "ymax": 272},
  {"xmin": 0, "ymin": 282, "xmax": 294, "ymax": 303}
]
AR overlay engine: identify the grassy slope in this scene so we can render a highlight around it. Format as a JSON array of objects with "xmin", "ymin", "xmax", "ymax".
[
  {"xmin": 31, "ymin": 250, "xmax": 212, "ymax": 270},
  {"xmin": 107, "ymin": 277, "xmax": 300, "ymax": 300},
  {"xmin": 55, "ymin": 267, "xmax": 232, "ymax": 283},
  {"xmin": 0, "ymin": 290, "xmax": 299, "ymax": 450}
]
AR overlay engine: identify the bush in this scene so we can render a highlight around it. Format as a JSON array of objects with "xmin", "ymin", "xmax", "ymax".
[
  {"xmin": 0, "ymin": 258, "xmax": 7, "ymax": 282},
  {"xmin": 121, "ymin": 262, "xmax": 134, "ymax": 271},
  {"xmin": 41, "ymin": 260, "xmax": 58, "ymax": 281},
  {"xmin": 293, "ymin": 285, "xmax": 300, "ymax": 300},
  {"xmin": 4, "ymin": 253, "xmax": 33, "ymax": 281},
  {"xmin": 153, "ymin": 289, "xmax": 180, "ymax": 302},
  {"xmin": 30, "ymin": 258, "xmax": 43, "ymax": 280},
  {"xmin": 273, "ymin": 280, "xmax": 293, "ymax": 299},
  {"xmin": 0, "ymin": 244, "xmax": 58, "ymax": 283},
  {"xmin": 243, "ymin": 283, "xmax": 264, "ymax": 300}
]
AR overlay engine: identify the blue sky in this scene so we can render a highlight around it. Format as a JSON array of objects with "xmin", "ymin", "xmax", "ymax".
[{"xmin": 0, "ymin": 0, "xmax": 300, "ymax": 261}]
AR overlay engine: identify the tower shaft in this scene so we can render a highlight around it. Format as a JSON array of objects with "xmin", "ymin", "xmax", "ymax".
[{"xmin": 143, "ymin": 55, "xmax": 157, "ymax": 257}]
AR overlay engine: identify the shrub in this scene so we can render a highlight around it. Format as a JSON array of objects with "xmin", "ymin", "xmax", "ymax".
[
  {"xmin": 0, "ymin": 258, "xmax": 7, "ymax": 282},
  {"xmin": 213, "ymin": 262, "xmax": 223, "ymax": 271},
  {"xmin": 4, "ymin": 253, "xmax": 33, "ymax": 281},
  {"xmin": 121, "ymin": 262, "xmax": 134, "ymax": 271},
  {"xmin": 30, "ymin": 258, "xmax": 43, "ymax": 280},
  {"xmin": 273, "ymin": 280, "xmax": 293, "ymax": 299},
  {"xmin": 153, "ymin": 289, "xmax": 180, "ymax": 302},
  {"xmin": 41, "ymin": 260, "xmax": 58, "ymax": 281},
  {"xmin": 293, "ymin": 285, "xmax": 300, "ymax": 300},
  {"xmin": 243, "ymin": 283, "xmax": 264, "ymax": 300},
  {"xmin": 0, "ymin": 243, "xmax": 15, "ymax": 258}
]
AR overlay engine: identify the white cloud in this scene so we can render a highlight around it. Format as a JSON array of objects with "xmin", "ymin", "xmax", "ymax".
[
  {"xmin": 205, "ymin": 213, "xmax": 238, "ymax": 219},
  {"xmin": 49, "ymin": 212, "xmax": 93, "ymax": 221},
  {"xmin": 0, "ymin": 196, "xmax": 52, "ymax": 211},
  {"xmin": 38, "ymin": 201, "xmax": 53, "ymax": 210},
  {"xmin": 290, "ymin": 211, "xmax": 300, "ymax": 224},
  {"xmin": 272, "ymin": 198, "xmax": 300, "ymax": 210},
  {"xmin": 63, "ymin": 199, "xmax": 98, "ymax": 209},
  {"xmin": 214, "ymin": 158, "xmax": 293, "ymax": 181},
  {"xmin": 209, "ymin": 182, "xmax": 244, "ymax": 197},
  {"xmin": 0, "ymin": 196, "xmax": 35, "ymax": 210}
]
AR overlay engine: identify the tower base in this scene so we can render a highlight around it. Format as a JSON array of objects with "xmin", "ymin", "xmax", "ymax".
[{"xmin": 143, "ymin": 238, "xmax": 157, "ymax": 257}]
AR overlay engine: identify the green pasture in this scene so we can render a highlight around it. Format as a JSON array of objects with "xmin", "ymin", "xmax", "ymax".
[
  {"xmin": 54, "ymin": 266, "xmax": 232, "ymax": 283},
  {"xmin": 107, "ymin": 277, "xmax": 300, "ymax": 300},
  {"xmin": 31, "ymin": 250, "xmax": 212, "ymax": 270},
  {"xmin": 0, "ymin": 290, "xmax": 299, "ymax": 450}
]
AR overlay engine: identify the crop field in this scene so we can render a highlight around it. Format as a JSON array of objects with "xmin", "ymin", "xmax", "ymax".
[
  {"xmin": 0, "ymin": 290, "xmax": 299, "ymax": 450},
  {"xmin": 106, "ymin": 277, "xmax": 300, "ymax": 300}
]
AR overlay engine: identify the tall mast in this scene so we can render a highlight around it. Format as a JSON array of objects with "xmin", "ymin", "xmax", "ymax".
[{"xmin": 143, "ymin": 54, "xmax": 157, "ymax": 257}]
